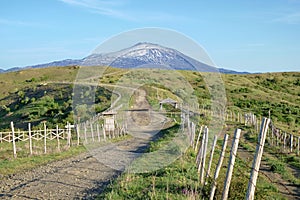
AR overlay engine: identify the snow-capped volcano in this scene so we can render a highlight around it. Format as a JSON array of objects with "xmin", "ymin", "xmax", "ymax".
[
  {"xmin": 82, "ymin": 42, "xmax": 215, "ymax": 71},
  {"xmin": 1, "ymin": 42, "xmax": 249, "ymax": 74}
]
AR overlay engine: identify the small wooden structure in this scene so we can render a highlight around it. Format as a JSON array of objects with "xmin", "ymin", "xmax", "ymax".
[
  {"xmin": 159, "ymin": 98, "xmax": 178, "ymax": 110},
  {"xmin": 102, "ymin": 111, "xmax": 117, "ymax": 132}
]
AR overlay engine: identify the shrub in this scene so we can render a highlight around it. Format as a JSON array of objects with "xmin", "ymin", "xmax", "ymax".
[{"xmin": 270, "ymin": 161, "xmax": 286, "ymax": 174}]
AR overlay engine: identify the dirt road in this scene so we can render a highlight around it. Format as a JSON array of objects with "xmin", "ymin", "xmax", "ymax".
[
  {"xmin": 0, "ymin": 89, "xmax": 169, "ymax": 199},
  {"xmin": 0, "ymin": 137, "xmax": 159, "ymax": 199}
]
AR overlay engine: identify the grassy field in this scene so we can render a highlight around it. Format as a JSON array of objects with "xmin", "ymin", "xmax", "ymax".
[
  {"xmin": 222, "ymin": 72, "xmax": 300, "ymax": 135},
  {"xmin": 97, "ymin": 122, "xmax": 288, "ymax": 200},
  {"xmin": 0, "ymin": 142, "xmax": 86, "ymax": 176},
  {"xmin": 0, "ymin": 133, "xmax": 132, "ymax": 177},
  {"xmin": 0, "ymin": 66, "xmax": 113, "ymax": 130},
  {"xmin": 0, "ymin": 66, "xmax": 299, "ymax": 198},
  {"xmin": 0, "ymin": 67, "xmax": 299, "ymax": 133}
]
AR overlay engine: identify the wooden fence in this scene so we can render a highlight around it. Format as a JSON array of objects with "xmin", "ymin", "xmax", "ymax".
[
  {"xmin": 184, "ymin": 117, "xmax": 271, "ymax": 200},
  {"xmin": 0, "ymin": 124, "xmax": 68, "ymax": 143},
  {"xmin": 0, "ymin": 122, "xmax": 71, "ymax": 158},
  {"xmin": 0, "ymin": 117, "xmax": 128, "ymax": 158},
  {"xmin": 183, "ymin": 107, "xmax": 298, "ymax": 200},
  {"xmin": 202, "ymin": 108, "xmax": 299, "ymax": 155},
  {"xmin": 0, "ymin": 106, "xmax": 298, "ymax": 199}
]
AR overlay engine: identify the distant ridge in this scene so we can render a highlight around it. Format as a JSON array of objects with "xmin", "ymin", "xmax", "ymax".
[
  {"xmin": 218, "ymin": 68, "xmax": 250, "ymax": 74},
  {"xmin": 0, "ymin": 42, "xmax": 249, "ymax": 74}
]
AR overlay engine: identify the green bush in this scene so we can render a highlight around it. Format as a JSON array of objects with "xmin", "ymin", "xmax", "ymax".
[{"xmin": 270, "ymin": 161, "xmax": 286, "ymax": 174}]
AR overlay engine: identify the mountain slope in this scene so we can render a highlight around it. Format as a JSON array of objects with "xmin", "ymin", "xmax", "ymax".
[
  {"xmin": 1, "ymin": 43, "xmax": 248, "ymax": 74},
  {"xmin": 82, "ymin": 42, "xmax": 217, "ymax": 72}
]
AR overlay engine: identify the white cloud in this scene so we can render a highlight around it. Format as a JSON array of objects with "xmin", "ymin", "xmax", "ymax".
[
  {"xmin": 58, "ymin": 0, "xmax": 188, "ymax": 22},
  {"xmin": 59, "ymin": 0, "xmax": 132, "ymax": 19}
]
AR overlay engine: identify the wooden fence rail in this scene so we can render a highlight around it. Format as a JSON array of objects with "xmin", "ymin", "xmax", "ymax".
[
  {"xmin": 0, "ymin": 126, "xmax": 68, "ymax": 143},
  {"xmin": 223, "ymin": 109, "xmax": 299, "ymax": 155},
  {"xmin": 193, "ymin": 115, "xmax": 291, "ymax": 200},
  {"xmin": 0, "ymin": 118, "xmax": 128, "ymax": 159}
]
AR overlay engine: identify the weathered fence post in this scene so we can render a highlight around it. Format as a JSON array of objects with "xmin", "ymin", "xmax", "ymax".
[
  {"xmin": 276, "ymin": 129, "xmax": 279, "ymax": 146},
  {"xmin": 102, "ymin": 124, "xmax": 106, "ymax": 141},
  {"xmin": 84, "ymin": 123, "xmax": 87, "ymax": 144},
  {"xmin": 197, "ymin": 127, "xmax": 206, "ymax": 172},
  {"xmin": 56, "ymin": 125, "xmax": 60, "ymax": 151},
  {"xmin": 210, "ymin": 134, "xmax": 229, "ymax": 200},
  {"xmin": 283, "ymin": 132, "xmax": 287, "ymax": 152},
  {"xmin": 44, "ymin": 122, "xmax": 47, "ymax": 154},
  {"xmin": 246, "ymin": 117, "xmax": 270, "ymax": 200},
  {"xmin": 290, "ymin": 134, "xmax": 293, "ymax": 153},
  {"xmin": 97, "ymin": 124, "xmax": 101, "ymax": 142},
  {"xmin": 76, "ymin": 124, "xmax": 80, "ymax": 146},
  {"xmin": 90, "ymin": 121, "xmax": 95, "ymax": 142},
  {"xmin": 66, "ymin": 122, "xmax": 71, "ymax": 147},
  {"xmin": 11, "ymin": 122, "xmax": 17, "ymax": 158},
  {"xmin": 271, "ymin": 125, "xmax": 274, "ymax": 146},
  {"xmin": 195, "ymin": 125, "xmax": 203, "ymax": 152},
  {"xmin": 221, "ymin": 128, "xmax": 241, "ymax": 200},
  {"xmin": 28, "ymin": 123, "xmax": 33, "ymax": 155},
  {"xmin": 206, "ymin": 135, "xmax": 218, "ymax": 180},
  {"xmin": 297, "ymin": 136, "xmax": 300, "ymax": 155},
  {"xmin": 256, "ymin": 118, "xmax": 259, "ymax": 133},
  {"xmin": 191, "ymin": 122, "xmax": 196, "ymax": 148},
  {"xmin": 200, "ymin": 127, "xmax": 209, "ymax": 185}
]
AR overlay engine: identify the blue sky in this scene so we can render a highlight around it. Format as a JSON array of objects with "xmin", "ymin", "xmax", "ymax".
[{"xmin": 1, "ymin": 0, "xmax": 300, "ymax": 72}]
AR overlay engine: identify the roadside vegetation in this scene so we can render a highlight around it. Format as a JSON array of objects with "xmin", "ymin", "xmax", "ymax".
[
  {"xmin": 98, "ymin": 122, "xmax": 287, "ymax": 199},
  {"xmin": 1, "ymin": 67, "xmax": 299, "ymax": 134},
  {"xmin": 0, "ymin": 143, "xmax": 86, "ymax": 176},
  {"xmin": 0, "ymin": 66, "xmax": 299, "ymax": 198}
]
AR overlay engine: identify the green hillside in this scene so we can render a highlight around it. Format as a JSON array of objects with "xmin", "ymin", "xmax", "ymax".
[
  {"xmin": 223, "ymin": 72, "xmax": 300, "ymax": 134},
  {"xmin": 0, "ymin": 66, "xmax": 299, "ymax": 135}
]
